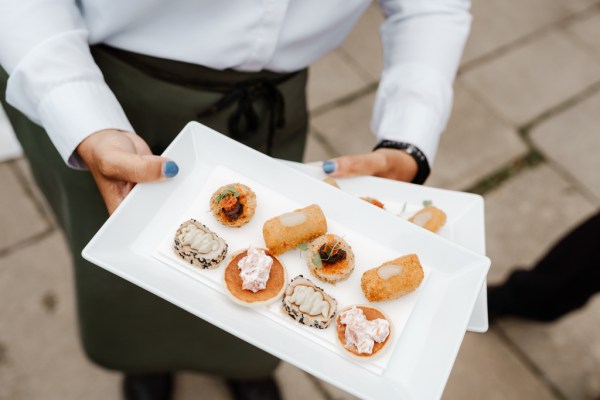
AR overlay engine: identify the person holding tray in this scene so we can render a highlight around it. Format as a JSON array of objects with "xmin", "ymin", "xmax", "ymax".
[{"xmin": 0, "ymin": 1, "xmax": 472, "ymax": 399}]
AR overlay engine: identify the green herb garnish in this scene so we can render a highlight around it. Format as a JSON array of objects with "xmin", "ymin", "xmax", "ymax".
[
  {"xmin": 312, "ymin": 240, "xmax": 340, "ymax": 269},
  {"xmin": 312, "ymin": 253, "xmax": 323, "ymax": 269},
  {"xmin": 422, "ymin": 200, "xmax": 433, "ymax": 207},
  {"xmin": 297, "ymin": 243, "xmax": 309, "ymax": 251},
  {"xmin": 214, "ymin": 186, "xmax": 240, "ymax": 204},
  {"xmin": 397, "ymin": 201, "xmax": 408, "ymax": 217}
]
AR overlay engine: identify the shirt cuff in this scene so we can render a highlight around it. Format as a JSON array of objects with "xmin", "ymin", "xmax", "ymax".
[
  {"xmin": 37, "ymin": 80, "xmax": 134, "ymax": 169},
  {"xmin": 372, "ymin": 97, "xmax": 443, "ymax": 163},
  {"xmin": 371, "ymin": 64, "xmax": 454, "ymax": 164}
]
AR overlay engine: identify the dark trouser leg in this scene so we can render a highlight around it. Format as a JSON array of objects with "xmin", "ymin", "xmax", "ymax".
[
  {"xmin": 0, "ymin": 46, "xmax": 308, "ymax": 376},
  {"xmin": 0, "ymin": 78, "xmax": 282, "ymax": 378},
  {"xmin": 489, "ymin": 211, "xmax": 600, "ymax": 322}
]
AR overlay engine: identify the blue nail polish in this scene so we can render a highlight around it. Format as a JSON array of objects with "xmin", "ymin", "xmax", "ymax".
[
  {"xmin": 163, "ymin": 161, "xmax": 179, "ymax": 178},
  {"xmin": 322, "ymin": 161, "xmax": 336, "ymax": 174}
]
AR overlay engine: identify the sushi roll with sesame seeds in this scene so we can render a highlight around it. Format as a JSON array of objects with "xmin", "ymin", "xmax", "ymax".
[
  {"xmin": 282, "ymin": 275, "xmax": 337, "ymax": 329},
  {"xmin": 173, "ymin": 219, "xmax": 228, "ymax": 269}
]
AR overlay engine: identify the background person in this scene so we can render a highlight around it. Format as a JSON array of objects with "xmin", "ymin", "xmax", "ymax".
[{"xmin": 489, "ymin": 211, "xmax": 600, "ymax": 323}]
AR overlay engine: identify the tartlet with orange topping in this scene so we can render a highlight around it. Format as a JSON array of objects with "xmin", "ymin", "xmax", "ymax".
[
  {"xmin": 307, "ymin": 234, "xmax": 354, "ymax": 284},
  {"xmin": 210, "ymin": 183, "xmax": 256, "ymax": 228}
]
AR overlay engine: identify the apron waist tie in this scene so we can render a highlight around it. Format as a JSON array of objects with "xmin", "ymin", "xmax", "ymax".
[
  {"xmin": 93, "ymin": 44, "xmax": 300, "ymax": 156},
  {"xmin": 197, "ymin": 74, "xmax": 296, "ymax": 156}
]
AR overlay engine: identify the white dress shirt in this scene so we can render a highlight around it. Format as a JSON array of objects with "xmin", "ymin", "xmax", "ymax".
[{"xmin": 0, "ymin": 0, "xmax": 471, "ymax": 168}]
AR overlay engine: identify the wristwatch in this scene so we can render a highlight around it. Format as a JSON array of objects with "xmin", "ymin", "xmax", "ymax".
[{"xmin": 373, "ymin": 140, "xmax": 431, "ymax": 185}]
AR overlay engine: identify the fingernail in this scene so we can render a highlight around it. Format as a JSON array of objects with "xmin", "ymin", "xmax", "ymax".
[
  {"xmin": 163, "ymin": 161, "xmax": 179, "ymax": 178},
  {"xmin": 322, "ymin": 161, "xmax": 336, "ymax": 174}
]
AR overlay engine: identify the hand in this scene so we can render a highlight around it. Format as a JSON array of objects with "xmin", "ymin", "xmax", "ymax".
[
  {"xmin": 77, "ymin": 129, "xmax": 179, "ymax": 215},
  {"xmin": 321, "ymin": 148, "xmax": 418, "ymax": 182}
]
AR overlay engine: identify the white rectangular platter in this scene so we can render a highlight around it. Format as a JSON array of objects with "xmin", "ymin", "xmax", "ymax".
[
  {"xmin": 280, "ymin": 161, "xmax": 489, "ymax": 333},
  {"xmin": 153, "ymin": 165, "xmax": 428, "ymax": 375},
  {"xmin": 82, "ymin": 122, "xmax": 490, "ymax": 400}
]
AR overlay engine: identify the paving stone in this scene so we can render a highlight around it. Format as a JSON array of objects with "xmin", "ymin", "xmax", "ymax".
[
  {"xmin": 483, "ymin": 164, "xmax": 597, "ymax": 284},
  {"xmin": 462, "ymin": 0, "xmax": 568, "ymax": 65},
  {"xmin": 14, "ymin": 158, "xmax": 56, "ymax": 226},
  {"xmin": 0, "ymin": 162, "xmax": 49, "ymax": 252},
  {"xmin": 308, "ymin": 50, "xmax": 371, "ymax": 111},
  {"xmin": 531, "ymin": 89, "xmax": 600, "ymax": 201},
  {"xmin": 0, "ymin": 106, "xmax": 22, "ymax": 161},
  {"xmin": 340, "ymin": 3, "xmax": 384, "ymax": 82},
  {"xmin": 462, "ymin": 29, "xmax": 600, "ymax": 126},
  {"xmin": 303, "ymin": 130, "xmax": 335, "ymax": 163},
  {"xmin": 275, "ymin": 363, "xmax": 325, "ymax": 400},
  {"xmin": 317, "ymin": 380, "xmax": 360, "ymax": 400},
  {"xmin": 426, "ymin": 85, "xmax": 528, "ymax": 190},
  {"xmin": 554, "ymin": 0, "xmax": 600, "ymax": 13},
  {"xmin": 566, "ymin": 9, "xmax": 600, "ymax": 60},
  {"xmin": 175, "ymin": 373, "xmax": 230, "ymax": 400},
  {"xmin": 0, "ymin": 232, "xmax": 121, "ymax": 400},
  {"xmin": 311, "ymin": 93, "xmax": 377, "ymax": 157},
  {"xmin": 443, "ymin": 330, "xmax": 556, "ymax": 400},
  {"xmin": 499, "ymin": 295, "xmax": 600, "ymax": 400}
]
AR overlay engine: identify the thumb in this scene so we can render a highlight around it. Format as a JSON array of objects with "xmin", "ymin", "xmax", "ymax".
[
  {"xmin": 322, "ymin": 153, "xmax": 386, "ymax": 178},
  {"xmin": 98, "ymin": 151, "xmax": 179, "ymax": 183}
]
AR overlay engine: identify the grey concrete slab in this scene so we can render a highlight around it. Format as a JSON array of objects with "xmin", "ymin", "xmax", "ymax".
[
  {"xmin": 311, "ymin": 93, "xmax": 377, "ymax": 157},
  {"xmin": 566, "ymin": 9, "xmax": 600, "ymax": 60},
  {"xmin": 499, "ymin": 295, "xmax": 600, "ymax": 400},
  {"xmin": 319, "ymin": 381, "xmax": 359, "ymax": 400},
  {"xmin": 175, "ymin": 373, "xmax": 230, "ymax": 400},
  {"xmin": 340, "ymin": 3, "xmax": 384, "ymax": 82},
  {"xmin": 443, "ymin": 330, "xmax": 556, "ymax": 400},
  {"xmin": 303, "ymin": 131, "xmax": 335, "ymax": 163},
  {"xmin": 0, "ymin": 106, "xmax": 21, "ymax": 161},
  {"xmin": 427, "ymin": 84, "xmax": 528, "ymax": 190},
  {"xmin": 462, "ymin": 0, "xmax": 568, "ymax": 65},
  {"xmin": 483, "ymin": 164, "xmax": 597, "ymax": 284},
  {"xmin": 0, "ymin": 162, "xmax": 49, "ymax": 253},
  {"xmin": 308, "ymin": 50, "xmax": 371, "ymax": 111},
  {"xmin": 14, "ymin": 158, "xmax": 56, "ymax": 226},
  {"xmin": 317, "ymin": 380, "xmax": 360, "ymax": 400},
  {"xmin": 275, "ymin": 363, "xmax": 326, "ymax": 400},
  {"xmin": 554, "ymin": 0, "xmax": 600, "ymax": 13},
  {"xmin": 0, "ymin": 232, "xmax": 121, "ymax": 400},
  {"xmin": 531, "ymin": 89, "xmax": 600, "ymax": 202},
  {"xmin": 462, "ymin": 29, "xmax": 600, "ymax": 126}
]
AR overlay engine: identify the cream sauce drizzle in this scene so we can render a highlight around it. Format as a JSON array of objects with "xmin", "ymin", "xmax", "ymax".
[
  {"xmin": 178, "ymin": 224, "xmax": 220, "ymax": 254},
  {"xmin": 288, "ymin": 284, "xmax": 330, "ymax": 318}
]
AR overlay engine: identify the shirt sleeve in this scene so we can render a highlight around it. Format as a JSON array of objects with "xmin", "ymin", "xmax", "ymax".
[
  {"xmin": 0, "ymin": 1, "xmax": 133, "ymax": 169},
  {"xmin": 373, "ymin": 0, "xmax": 472, "ymax": 164}
]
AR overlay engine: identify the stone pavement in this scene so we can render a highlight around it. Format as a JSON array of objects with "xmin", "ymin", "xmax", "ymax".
[{"xmin": 1, "ymin": 1, "xmax": 600, "ymax": 399}]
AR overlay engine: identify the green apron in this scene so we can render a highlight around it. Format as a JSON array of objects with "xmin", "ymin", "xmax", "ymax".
[{"xmin": 0, "ymin": 45, "xmax": 308, "ymax": 377}]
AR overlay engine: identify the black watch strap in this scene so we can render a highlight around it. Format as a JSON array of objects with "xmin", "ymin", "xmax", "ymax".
[{"xmin": 373, "ymin": 140, "xmax": 431, "ymax": 185}]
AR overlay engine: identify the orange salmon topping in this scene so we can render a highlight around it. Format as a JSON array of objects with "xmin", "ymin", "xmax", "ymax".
[{"xmin": 219, "ymin": 195, "xmax": 239, "ymax": 211}]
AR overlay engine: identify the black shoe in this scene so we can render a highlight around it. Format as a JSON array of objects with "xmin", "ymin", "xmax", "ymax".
[
  {"xmin": 226, "ymin": 377, "xmax": 282, "ymax": 400},
  {"xmin": 488, "ymin": 284, "xmax": 562, "ymax": 323},
  {"xmin": 487, "ymin": 285, "xmax": 509, "ymax": 324},
  {"xmin": 123, "ymin": 372, "xmax": 174, "ymax": 400}
]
